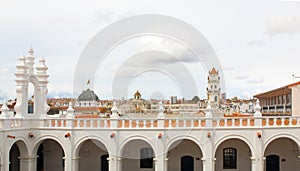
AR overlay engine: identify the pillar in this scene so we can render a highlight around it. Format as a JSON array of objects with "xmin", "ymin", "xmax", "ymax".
[
  {"xmin": 154, "ymin": 155, "xmax": 166, "ymax": 171},
  {"xmin": 72, "ymin": 156, "xmax": 80, "ymax": 171},
  {"xmin": 19, "ymin": 156, "xmax": 38, "ymax": 171},
  {"xmin": 107, "ymin": 155, "xmax": 117, "ymax": 171},
  {"xmin": 202, "ymin": 136, "xmax": 214, "ymax": 171},
  {"xmin": 64, "ymin": 156, "xmax": 72, "ymax": 171},
  {"xmin": 250, "ymin": 156, "xmax": 256, "ymax": 171},
  {"xmin": 116, "ymin": 157, "xmax": 122, "ymax": 171}
]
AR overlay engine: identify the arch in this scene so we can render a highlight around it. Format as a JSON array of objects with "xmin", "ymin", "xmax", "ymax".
[
  {"xmin": 8, "ymin": 140, "xmax": 29, "ymax": 171},
  {"xmin": 263, "ymin": 133, "xmax": 300, "ymax": 154},
  {"xmin": 167, "ymin": 137, "xmax": 203, "ymax": 171},
  {"xmin": 32, "ymin": 135, "xmax": 66, "ymax": 156},
  {"xmin": 8, "ymin": 139, "xmax": 29, "ymax": 157},
  {"xmin": 214, "ymin": 134, "xmax": 254, "ymax": 156},
  {"xmin": 74, "ymin": 135, "xmax": 109, "ymax": 157},
  {"xmin": 74, "ymin": 14, "xmax": 225, "ymax": 96},
  {"xmin": 214, "ymin": 136, "xmax": 253, "ymax": 171},
  {"xmin": 33, "ymin": 137, "xmax": 66, "ymax": 171},
  {"xmin": 166, "ymin": 135, "xmax": 204, "ymax": 158},
  {"xmin": 118, "ymin": 135, "xmax": 157, "ymax": 157},
  {"xmin": 263, "ymin": 134, "xmax": 300, "ymax": 171},
  {"xmin": 76, "ymin": 138, "xmax": 109, "ymax": 171}
]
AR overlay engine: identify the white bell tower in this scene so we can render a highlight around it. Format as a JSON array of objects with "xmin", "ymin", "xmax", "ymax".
[
  {"xmin": 14, "ymin": 48, "xmax": 50, "ymax": 118},
  {"xmin": 207, "ymin": 67, "xmax": 221, "ymax": 109}
]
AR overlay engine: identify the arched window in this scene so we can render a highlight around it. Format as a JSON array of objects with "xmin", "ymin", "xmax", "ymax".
[
  {"xmin": 28, "ymin": 82, "xmax": 35, "ymax": 114},
  {"xmin": 223, "ymin": 148, "xmax": 237, "ymax": 169},
  {"xmin": 140, "ymin": 147, "xmax": 153, "ymax": 168}
]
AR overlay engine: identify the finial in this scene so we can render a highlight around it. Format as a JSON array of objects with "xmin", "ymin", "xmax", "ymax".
[
  {"xmin": 1, "ymin": 100, "xmax": 10, "ymax": 119},
  {"xmin": 254, "ymin": 99, "xmax": 262, "ymax": 117},
  {"xmin": 66, "ymin": 101, "xmax": 75, "ymax": 118},
  {"xmin": 28, "ymin": 47, "xmax": 34, "ymax": 56},
  {"xmin": 205, "ymin": 100, "xmax": 212, "ymax": 118},
  {"xmin": 158, "ymin": 101, "xmax": 164, "ymax": 118},
  {"xmin": 110, "ymin": 101, "xmax": 119, "ymax": 119}
]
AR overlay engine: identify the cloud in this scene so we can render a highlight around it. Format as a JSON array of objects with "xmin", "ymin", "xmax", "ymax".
[
  {"xmin": 247, "ymin": 77, "xmax": 264, "ymax": 84},
  {"xmin": 0, "ymin": 90, "xmax": 8, "ymax": 100},
  {"xmin": 93, "ymin": 10, "xmax": 135, "ymax": 26},
  {"xmin": 47, "ymin": 90, "xmax": 74, "ymax": 98},
  {"xmin": 266, "ymin": 16, "xmax": 300, "ymax": 35},
  {"xmin": 236, "ymin": 76, "xmax": 250, "ymax": 80},
  {"xmin": 247, "ymin": 40, "xmax": 265, "ymax": 46}
]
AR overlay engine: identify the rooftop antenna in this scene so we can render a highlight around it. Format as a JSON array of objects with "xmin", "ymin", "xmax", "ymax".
[{"xmin": 292, "ymin": 74, "xmax": 300, "ymax": 82}]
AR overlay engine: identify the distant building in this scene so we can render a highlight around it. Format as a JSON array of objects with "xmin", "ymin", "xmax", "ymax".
[
  {"xmin": 254, "ymin": 81, "xmax": 300, "ymax": 116},
  {"xmin": 1, "ymin": 49, "xmax": 300, "ymax": 171},
  {"xmin": 206, "ymin": 67, "xmax": 221, "ymax": 109}
]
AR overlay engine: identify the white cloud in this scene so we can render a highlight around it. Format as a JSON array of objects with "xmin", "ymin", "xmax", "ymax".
[{"xmin": 266, "ymin": 16, "xmax": 300, "ymax": 35}]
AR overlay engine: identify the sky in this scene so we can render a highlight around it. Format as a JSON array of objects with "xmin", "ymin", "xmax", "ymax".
[{"xmin": 0, "ymin": 0, "xmax": 300, "ymax": 100}]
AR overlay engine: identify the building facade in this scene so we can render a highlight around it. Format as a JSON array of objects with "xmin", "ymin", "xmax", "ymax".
[
  {"xmin": 0, "ymin": 49, "xmax": 300, "ymax": 171},
  {"xmin": 254, "ymin": 82, "xmax": 300, "ymax": 116}
]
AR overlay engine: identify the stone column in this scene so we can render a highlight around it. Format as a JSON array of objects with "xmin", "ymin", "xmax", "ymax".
[
  {"xmin": 164, "ymin": 158, "xmax": 168, "ymax": 171},
  {"xmin": 201, "ymin": 157, "xmax": 206, "ymax": 171},
  {"xmin": 154, "ymin": 155, "xmax": 166, "ymax": 171},
  {"xmin": 18, "ymin": 156, "xmax": 38, "ymax": 171},
  {"xmin": 250, "ymin": 156, "xmax": 256, "ymax": 171},
  {"xmin": 107, "ymin": 155, "xmax": 117, "ymax": 171},
  {"xmin": 72, "ymin": 156, "xmax": 80, "ymax": 171},
  {"xmin": 116, "ymin": 157, "xmax": 122, "ymax": 171},
  {"xmin": 64, "ymin": 156, "xmax": 72, "ymax": 171}
]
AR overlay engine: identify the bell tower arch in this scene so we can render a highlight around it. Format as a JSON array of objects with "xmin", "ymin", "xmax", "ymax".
[{"xmin": 14, "ymin": 48, "xmax": 50, "ymax": 118}]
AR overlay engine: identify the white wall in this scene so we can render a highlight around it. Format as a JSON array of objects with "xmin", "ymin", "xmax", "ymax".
[{"xmin": 292, "ymin": 85, "xmax": 300, "ymax": 116}]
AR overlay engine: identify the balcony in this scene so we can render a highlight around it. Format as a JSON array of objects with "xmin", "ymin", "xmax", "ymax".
[{"xmin": 1, "ymin": 116, "xmax": 300, "ymax": 130}]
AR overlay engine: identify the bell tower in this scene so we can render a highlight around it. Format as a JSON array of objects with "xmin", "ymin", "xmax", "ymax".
[
  {"xmin": 207, "ymin": 67, "xmax": 221, "ymax": 109},
  {"xmin": 14, "ymin": 48, "xmax": 50, "ymax": 118}
]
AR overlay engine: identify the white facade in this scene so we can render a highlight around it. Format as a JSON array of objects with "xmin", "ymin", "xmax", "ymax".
[{"xmin": 0, "ymin": 50, "xmax": 300, "ymax": 171}]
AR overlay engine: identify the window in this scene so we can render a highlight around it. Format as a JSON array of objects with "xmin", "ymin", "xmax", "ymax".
[
  {"xmin": 223, "ymin": 148, "xmax": 237, "ymax": 169},
  {"xmin": 140, "ymin": 148, "xmax": 153, "ymax": 168}
]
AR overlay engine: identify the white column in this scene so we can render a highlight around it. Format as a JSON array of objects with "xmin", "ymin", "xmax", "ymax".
[
  {"xmin": 250, "ymin": 156, "xmax": 256, "ymax": 171},
  {"xmin": 201, "ymin": 157, "xmax": 206, "ymax": 171},
  {"xmin": 116, "ymin": 157, "xmax": 122, "ymax": 171},
  {"xmin": 64, "ymin": 156, "xmax": 72, "ymax": 171},
  {"xmin": 154, "ymin": 155, "xmax": 166, "ymax": 171},
  {"xmin": 18, "ymin": 156, "xmax": 38, "ymax": 171},
  {"xmin": 164, "ymin": 158, "xmax": 168, "ymax": 171},
  {"xmin": 108, "ymin": 155, "xmax": 118, "ymax": 171},
  {"xmin": 72, "ymin": 156, "xmax": 80, "ymax": 171}
]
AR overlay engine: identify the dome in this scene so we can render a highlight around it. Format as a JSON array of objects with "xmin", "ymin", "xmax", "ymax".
[{"xmin": 77, "ymin": 89, "xmax": 99, "ymax": 102}]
